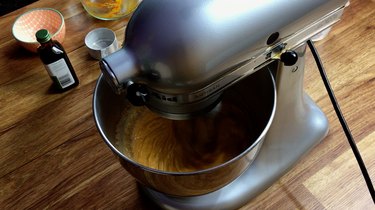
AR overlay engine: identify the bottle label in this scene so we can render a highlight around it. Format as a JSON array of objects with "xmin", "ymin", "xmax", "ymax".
[{"xmin": 45, "ymin": 59, "xmax": 75, "ymax": 89}]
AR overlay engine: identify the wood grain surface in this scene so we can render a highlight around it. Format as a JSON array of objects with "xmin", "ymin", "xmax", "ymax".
[{"xmin": 0, "ymin": 0, "xmax": 374, "ymax": 209}]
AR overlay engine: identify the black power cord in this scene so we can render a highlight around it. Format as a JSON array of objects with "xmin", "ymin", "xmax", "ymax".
[{"xmin": 307, "ymin": 39, "xmax": 375, "ymax": 204}]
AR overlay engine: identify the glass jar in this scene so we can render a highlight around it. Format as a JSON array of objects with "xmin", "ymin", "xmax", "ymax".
[{"xmin": 81, "ymin": 0, "xmax": 141, "ymax": 20}]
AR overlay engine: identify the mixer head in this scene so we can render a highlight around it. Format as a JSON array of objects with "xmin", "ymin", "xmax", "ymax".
[{"xmin": 100, "ymin": 0, "xmax": 349, "ymax": 120}]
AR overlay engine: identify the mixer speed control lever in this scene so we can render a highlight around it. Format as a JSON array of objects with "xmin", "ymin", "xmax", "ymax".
[
  {"xmin": 280, "ymin": 50, "xmax": 298, "ymax": 66},
  {"xmin": 126, "ymin": 83, "xmax": 149, "ymax": 106}
]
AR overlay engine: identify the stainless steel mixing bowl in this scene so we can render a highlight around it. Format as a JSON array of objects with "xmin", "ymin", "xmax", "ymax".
[{"xmin": 93, "ymin": 68, "xmax": 276, "ymax": 196}]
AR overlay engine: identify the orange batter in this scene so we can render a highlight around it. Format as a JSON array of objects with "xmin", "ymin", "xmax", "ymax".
[{"xmin": 116, "ymin": 101, "xmax": 254, "ymax": 172}]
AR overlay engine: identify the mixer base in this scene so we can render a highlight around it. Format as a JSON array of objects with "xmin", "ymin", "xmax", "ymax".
[{"xmin": 142, "ymin": 94, "xmax": 329, "ymax": 210}]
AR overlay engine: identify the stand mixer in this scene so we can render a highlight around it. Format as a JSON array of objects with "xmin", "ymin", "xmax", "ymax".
[{"xmin": 93, "ymin": 0, "xmax": 350, "ymax": 209}]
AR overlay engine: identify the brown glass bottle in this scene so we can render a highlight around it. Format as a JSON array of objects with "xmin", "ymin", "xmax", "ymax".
[{"xmin": 36, "ymin": 29, "xmax": 79, "ymax": 91}]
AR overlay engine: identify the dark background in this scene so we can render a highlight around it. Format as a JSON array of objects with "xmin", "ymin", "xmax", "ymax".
[{"xmin": 0, "ymin": 0, "xmax": 38, "ymax": 16}]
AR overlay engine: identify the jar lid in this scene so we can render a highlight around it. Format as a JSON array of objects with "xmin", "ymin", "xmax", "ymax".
[{"xmin": 35, "ymin": 29, "xmax": 51, "ymax": 43}]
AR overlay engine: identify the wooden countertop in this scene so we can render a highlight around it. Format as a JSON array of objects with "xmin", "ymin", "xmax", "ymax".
[{"xmin": 0, "ymin": 0, "xmax": 374, "ymax": 209}]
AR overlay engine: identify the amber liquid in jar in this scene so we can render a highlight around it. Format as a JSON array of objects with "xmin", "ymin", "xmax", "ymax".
[{"xmin": 81, "ymin": 0, "xmax": 140, "ymax": 20}]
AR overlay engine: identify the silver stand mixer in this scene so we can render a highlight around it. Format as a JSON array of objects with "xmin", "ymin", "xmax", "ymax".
[
  {"xmin": 142, "ymin": 44, "xmax": 329, "ymax": 209},
  {"xmin": 93, "ymin": 0, "xmax": 350, "ymax": 209}
]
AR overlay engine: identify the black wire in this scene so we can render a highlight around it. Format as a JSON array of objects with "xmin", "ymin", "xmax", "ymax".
[{"xmin": 307, "ymin": 39, "xmax": 375, "ymax": 204}]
